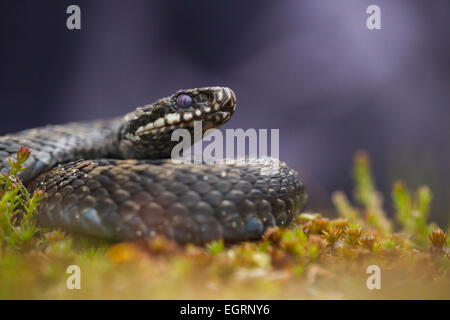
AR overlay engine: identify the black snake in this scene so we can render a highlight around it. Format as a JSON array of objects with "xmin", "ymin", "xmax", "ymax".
[{"xmin": 0, "ymin": 87, "xmax": 306, "ymax": 244}]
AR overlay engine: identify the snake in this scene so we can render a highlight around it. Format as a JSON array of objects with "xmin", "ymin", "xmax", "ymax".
[{"xmin": 0, "ymin": 87, "xmax": 306, "ymax": 244}]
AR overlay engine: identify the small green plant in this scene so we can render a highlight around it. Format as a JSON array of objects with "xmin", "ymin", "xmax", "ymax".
[
  {"xmin": 332, "ymin": 151, "xmax": 392, "ymax": 234},
  {"xmin": 392, "ymin": 181, "xmax": 433, "ymax": 246},
  {"xmin": 332, "ymin": 191, "xmax": 359, "ymax": 222},
  {"xmin": 0, "ymin": 146, "xmax": 43, "ymax": 250}
]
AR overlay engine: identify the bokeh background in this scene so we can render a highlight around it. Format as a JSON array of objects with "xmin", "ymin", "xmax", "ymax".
[{"xmin": 1, "ymin": 0, "xmax": 449, "ymax": 226}]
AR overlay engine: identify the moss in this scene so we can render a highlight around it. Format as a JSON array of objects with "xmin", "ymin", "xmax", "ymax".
[{"xmin": 0, "ymin": 148, "xmax": 448, "ymax": 299}]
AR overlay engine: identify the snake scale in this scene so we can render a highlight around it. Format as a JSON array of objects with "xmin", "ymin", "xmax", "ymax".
[{"xmin": 0, "ymin": 87, "xmax": 306, "ymax": 244}]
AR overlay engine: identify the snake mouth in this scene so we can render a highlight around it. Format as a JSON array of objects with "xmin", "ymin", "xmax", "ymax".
[{"xmin": 132, "ymin": 87, "xmax": 236, "ymax": 138}]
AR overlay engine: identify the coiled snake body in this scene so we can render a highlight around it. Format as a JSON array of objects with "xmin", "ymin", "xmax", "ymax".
[{"xmin": 0, "ymin": 87, "xmax": 306, "ymax": 244}]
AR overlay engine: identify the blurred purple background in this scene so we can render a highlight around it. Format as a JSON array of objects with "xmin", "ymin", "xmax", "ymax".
[{"xmin": 1, "ymin": 0, "xmax": 449, "ymax": 226}]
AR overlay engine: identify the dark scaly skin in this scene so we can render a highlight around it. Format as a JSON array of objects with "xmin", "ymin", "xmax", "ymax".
[
  {"xmin": 29, "ymin": 158, "xmax": 305, "ymax": 243},
  {"xmin": 0, "ymin": 87, "xmax": 306, "ymax": 244}
]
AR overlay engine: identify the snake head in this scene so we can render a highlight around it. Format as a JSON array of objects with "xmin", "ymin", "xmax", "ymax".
[{"xmin": 118, "ymin": 86, "xmax": 236, "ymax": 158}]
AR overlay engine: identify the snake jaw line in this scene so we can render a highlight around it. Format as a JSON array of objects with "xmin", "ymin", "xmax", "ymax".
[
  {"xmin": 131, "ymin": 86, "xmax": 235, "ymax": 137},
  {"xmin": 183, "ymin": 112, "xmax": 193, "ymax": 122}
]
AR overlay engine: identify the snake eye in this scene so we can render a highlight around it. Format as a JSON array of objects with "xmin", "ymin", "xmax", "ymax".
[{"xmin": 176, "ymin": 94, "xmax": 192, "ymax": 108}]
